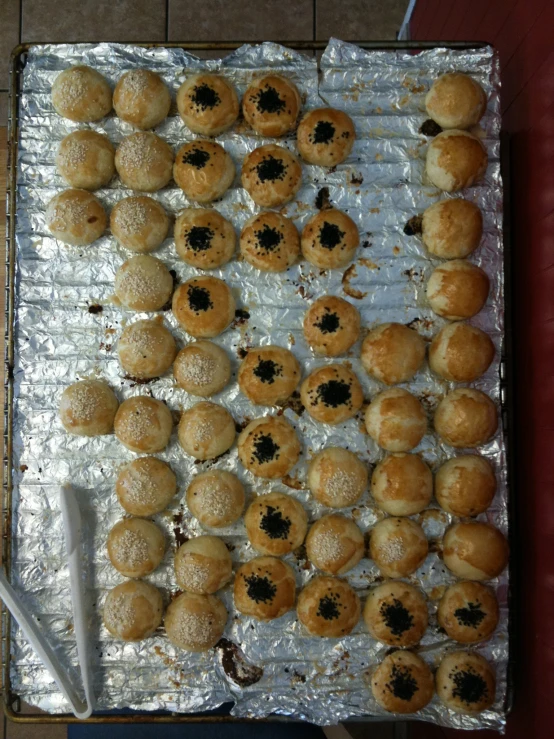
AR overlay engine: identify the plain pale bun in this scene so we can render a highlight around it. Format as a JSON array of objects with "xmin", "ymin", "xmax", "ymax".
[
  {"xmin": 443, "ymin": 521, "xmax": 508, "ymax": 581},
  {"xmin": 435, "ymin": 455, "xmax": 496, "ymax": 516},
  {"xmin": 301, "ymin": 364, "xmax": 363, "ymax": 425},
  {"xmin": 297, "ymin": 108, "xmax": 355, "ymax": 166},
  {"xmin": 427, "ymin": 259, "xmax": 490, "ymax": 320},
  {"xmin": 174, "ymin": 141, "xmax": 235, "ymax": 203},
  {"xmin": 297, "ymin": 575, "xmax": 360, "ymax": 637},
  {"xmin": 165, "ymin": 591, "xmax": 227, "ymax": 651},
  {"xmin": 46, "ymin": 189, "xmax": 106, "ymax": 246},
  {"xmin": 174, "ymin": 340, "xmax": 231, "ymax": 397},
  {"xmin": 371, "ymin": 453, "xmax": 432, "ymax": 516},
  {"xmin": 429, "ymin": 323, "xmax": 494, "ymax": 382},
  {"xmin": 103, "ymin": 580, "xmax": 162, "ymax": 641},
  {"xmin": 116, "ymin": 456, "xmax": 177, "ymax": 516},
  {"xmin": 425, "ymin": 73, "xmax": 487, "ymax": 130},
  {"xmin": 177, "ymin": 73, "xmax": 239, "ymax": 136},
  {"xmin": 186, "ymin": 470, "xmax": 245, "ymax": 528},
  {"xmin": 364, "ymin": 581, "xmax": 428, "ymax": 647},
  {"xmin": 178, "ymin": 401, "xmax": 235, "ymax": 460},
  {"xmin": 240, "ymin": 212, "xmax": 300, "ymax": 272},
  {"xmin": 426, "ymin": 129, "xmax": 487, "ymax": 192},
  {"xmin": 238, "ymin": 345, "xmax": 300, "ymax": 405},
  {"xmin": 234, "ymin": 556, "xmax": 296, "ymax": 621},
  {"xmin": 172, "ymin": 276, "xmax": 236, "ymax": 338},
  {"xmin": 52, "ymin": 65, "xmax": 111, "ymax": 122},
  {"xmin": 114, "ymin": 396, "xmax": 172, "ymax": 453},
  {"xmin": 118, "ymin": 319, "xmax": 176, "ymax": 379},
  {"xmin": 371, "ymin": 651, "xmax": 434, "ymax": 714},
  {"xmin": 434, "ymin": 388, "xmax": 497, "ymax": 448},
  {"xmin": 365, "ymin": 389, "xmax": 427, "ymax": 452},
  {"xmin": 107, "ymin": 517, "xmax": 165, "ymax": 578},
  {"xmin": 301, "ymin": 208, "xmax": 359, "ymax": 269},
  {"xmin": 56, "ymin": 130, "xmax": 114, "ymax": 190},
  {"xmin": 60, "ymin": 379, "xmax": 118, "ymax": 436},
  {"xmin": 245, "ymin": 492, "xmax": 307, "ymax": 556},
  {"xmin": 237, "ymin": 416, "xmax": 300, "ymax": 479},
  {"xmin": 304, "ymin": 296, "xmax": 360, "ymax": 356},
  {"xmin": 422, "ymin": 198, "xmax": 483, "ymax": 259},
  {"xmin": 241, "ymin": 144, "xmax": 302, "ymax": 208},
  {"xmin": 305, "ymin": 513, "xmax": 364, "ymax": 575},
  {"xmin": 243, "ymin": 74, "xmax": 301, "ymax": 137},
  {"xmin": 436, "ymin": 651, "xmax": 495, "ymax": 713},
  {"xmin": 370, "ymin": 517, "xmax": 428, "ymax": 578},
  {"xmin": 115, "ymin": 255, "xmax": 173, "ymax": 311},
  {"xmin": 174, "ymin": 535, "xmax": 232, "ymax": 594},
  {"xmin": 115, "ymin": 132, "xmax": 173, "ymax": 192},
  {"xmin": 113, "ymin": 69, "xmax": 171, "ymax": 130},
  {"xmin": 175, "ymin": 208, "xmax": 235, "ymax": 269},
  {"xmin": 110, "ymin": 196, "xmax": 169, "ymax": 254},
  {"xmin": 307, "ymin": 447, "xmax": 368, "ymax": 508},
  {"xmin": 361, "ymin": 323, "xmax": 425, "ymax": 385},
  {"xmin": 438, "ymin": 581, "xmax": 499, "ymax": 643}
]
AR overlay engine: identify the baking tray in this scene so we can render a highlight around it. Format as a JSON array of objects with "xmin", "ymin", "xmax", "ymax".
[{"xmin": 2, "ymin": 39, "xmax": 514, "ymax": 725}]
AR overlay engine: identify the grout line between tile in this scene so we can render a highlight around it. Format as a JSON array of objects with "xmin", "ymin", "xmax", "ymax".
[
  {"xmin": 313, "ymin": 0, "xmax": 317, "ymax": 40},
  {"xmin": 18, "ymin": 0, "xmax": 23, "ymax": 42},
  {"xmin": 165, "ymin": 0, "xmax": 169, "ymax": 43}
]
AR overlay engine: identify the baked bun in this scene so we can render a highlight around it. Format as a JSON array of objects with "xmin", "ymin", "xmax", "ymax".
[
  {"xmin": 110, "ymin": 196, "xmax": 169, "ymax": 254},
  {"xmin": 239, "ymin": 212, "xmax": 300, "ymax": 272},
  {"xmin": 177, "ymin": 73, "xmax": 239, "ymax": 136},
  {"xmin": 113, "ymin": 69, "xmax": 171, "ymax": 130},
  {"xmin": 175, "ymin": 208, "xmax": 235, "ymax": 269},
  {"xmin": 107, "ymin": 517, "xmax": 165, "ymax": 578},
  {"xmin": 365, "ymin": 389, "xmax": 427, "ymax": 452},
  {"xmin": 52, "ymin": 65, "xmax": 111, "ymax": 122},
  {"xmin": 103, "ymin": 580, "xmax": 163, "ymax": 641},
  {"xmin": 238, "ymin": 345, "xmax": 300, "ymax": 405},
  {"xmin": 297, "ymin": 575, "xmax": 360, "ymax": 637},
  {"xmin": 301, "ymin": 364, "xmax": 363, "ymax": 425},
  {"xmin": 174, "ymin": 141, "xmax": 235, "ymax": 203},
  {"xmin": 186, "ymin": 470, "xmax": 245, "ymax": 528},
  {"xmin": 426, "ymin": 130, "xmax": 487, "ymax": 192},
  {"xmin": 371, "ymin": 453, "xmax": 432, "ymax": 516},
  {"xmin": 434, "ymin": 388, "xmax": 497, "ymax": 448},
  {"xmin": 422, "ymin": 198, "xmax": 483, "ymax": 259},
  {"xmin": 361, "ymin": 323, "xmax": 425, "ymax": 385},
  {"xmin": 46, "ymin": 189, "xmax": 107, "ymax": 246},
  {"xmin": 371, "ymin": 651, "xmax": 434, "ymax": 714},
  {"xmin": 174, "ymin": 535, "xmax": 232, "ymax": 594},
  {"xmin": 304, "ymin": 296, "xmax": 360, "ymax": 356},
  {"xmin": 241, "ymin": 144, "xmax": 302, "ymax": 208},
  {"xmin": 172, "ymin": 276, "xmax": 236, "ymax": 338},
  {"xmin": 297, "ymin": 108, "xmax": 355, "ymax": 167},
  {"xmin": 56, "ymin": 130, "xmax": 115, "ymax": 190},
  {"xmin": 307, "ymin": 447, "xmax": 368, "ymax": 508},
  {"xmin": 429, "ymin": 323, "xmax": 494, "ymax": 382},
  {"xmin": 301, "ymin": 209, "xmax": 359, "ymax": 269},
  {"xmin": 436, "ymin": 455, "xmax": 496, "ymax": 516},
  {"xmin": 234, "ymin": 556, "xmax": 296, "ymax": 621},
  {"xmin": 436, "ymin": 651, "xmax": 495, "ymax": 713},
  {"xmin": 178, "ymin": 401, "xmax": 235, "ymax": 460},
  {"xmin": 114, "ymin": 396, "xmax": 172, "ymax": 453},
  {"xmin": 114, "ymin": 255, "xmax": 173, "ymax": 311},
  {"xmin": 60, "ymin": 379, "xmax": 118, "ymax": 436},
  {"xmin": 443, "ymin": 521, "xmax": 508, "ymax": 581},
  {"xmin": 115, "ymin": 132, "xmax": 173, "ymax": 192},
  {"xmin": 245, "ymin": 492, "xmax": 307, "ymax": 556},
  {"xmin": 305, "ymin": 513, "xmax": 364, "ymax": 575},
  {"xmin": 174, "ymin": 340, "xmax": 231, "ymax": 397},
  {"xmin": 364, "ymin": 581, "xmax": 428, "ymax": 647},
  {"xmin": 370, "ymin": 517, "xmax": 428, "ymax": 577},
  {"xmin": 237, "ymin": 416, "xmax": 300, "ymax": 479},
  {"xmin": 243, "ymin": 74, "xmax": 301, "ymax": 137},
  {"xmin": 116, "ymin": 456, "xmax": 177, "ymax": 516},
  {"xmin": 118, "ymin": 319, "xmax": 176, "ymax": 380},
  {"xmin": 438, "ymin": 581, "xmax": 499, "ymax": 643},
  {"xmin": 165, "ymin": 592, "xmax": 227, "ymax": 651},
  {"xmin": 425, "ymin": 73, "xmax": 487, "ymax": 130},
  {"xmin": 427, "ymin": 259, "xmax": 490, "ymax": 320}
]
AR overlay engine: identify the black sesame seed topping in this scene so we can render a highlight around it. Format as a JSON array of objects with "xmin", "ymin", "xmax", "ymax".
[
  {"xmin": 252, "ymin": 433, "xmax": 280, "ymax": 464},
  {"xmin": 260, "ymin": 505, "xmax": 292, "ymax": 540},
  {"xmin": 190, "ymin": 83, "xmax": 221, "ymax": 110},
  {"xmin": 451, "ymin": 668, "xmax": 488, "ymax": 705},
  {"xmin": 387, "ymin": 664, "xmax": 418, "ymax": 701},
  {"xmin": 317, "ymin": 593, "xmax": 341, "ymax": 621},
  {"xmin": 253, "ymin": 85, "xmax": 285, "ymax": 115},
  {"xmin": 454, "ymin": 602, "xmax": 487, "ymax": 629},
  {"xmin": 244, "ymin": 574, "xmax": 277, "ymax": 604},
  {"xmin": 420, "ymin": 119, "xmax": 443, "ymax": 137},
  {"xmin": 255, "ymin": 225, "xmax": 283, "ymax": 252},
  {"xmin": 186, "ymin": 226, "xmax": 214, "ymax": 252},
  {"xmin": 187, "ymin": 285, "xmax": 213, "ymax": 312},
  {"xmin": 314, "ymin": 309, "xmax": 340, "ymax": 334},
  {"xmin": 182, "ymin": 147, "xmax": 211, "ymax": 169},
  {"xmin": 255, "ymin": 155, "xmax": 286, "ymax": 182},
  {"xmin": 319, "ymin": 221, "xmax": 346, "ymax": 250},
  {"xmin": 380, "ymin": 598, "xmax": 414, "ymax": 638},
  {"xmin": 311, "ymin": 120, "xmax": 336, "ymax": 144},
  {"xmin": 253, "ymin": 359, "xmax": 282, "ymax": 384},
  {"xmin": 313, "ymin": 379, "xmax": 352, "ymax": 408}
]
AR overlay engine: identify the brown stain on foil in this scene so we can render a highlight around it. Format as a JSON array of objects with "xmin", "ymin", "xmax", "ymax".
[{"xmin": 342, "ymin": 264, "xmax": 368, "ymax": 300}]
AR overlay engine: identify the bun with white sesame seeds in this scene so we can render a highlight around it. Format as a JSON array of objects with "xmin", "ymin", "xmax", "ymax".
[
  {"xmin": 173, "ymin": 340, "xmax": 231, "ymax": 397},
  {"xmin": 369, "ymin": 517, "xmax": 428, "ymax": 578},
  {"xmin": 165, "ymin": 592, "xmax": 227, "ymax": 651},
  {"xmin": 103, "ymin": 580, "xmax": 163, "ymax": 642},
  {"xmin": 46, "ymin": 189, "xmax": 107, "ymax": 246},
  {"xmin": 52, "ymin": 65, "xmax": 112, "ymax": 122},
  {"xmin": 116, "ymin": 457, "xmax": 177, "ymax": 516},
  {"xmin": 56, "ymin": 130, "xmax": 115, "ymax": 190},
  {"xmin": 114, "ymin": 255, "xmax": 173, "ymax": 312},
  {"xmin": 110, "ymin": 196, "xmax": 169, "ymax": 254},
  {"xmin": 307, "ymin": 447, "xmax": 368, "ymax": 508},
  {"xmin": 305, "ymin": 513, "xmax": 364, "ymax": 575},
  {"xmin": 114, "ymin": 396, "xmax": 173, "ymax": 454},
  {"xmin": 107, "ymin": 517, "xmax": 165, "ymax": 578},
  {"xmin": 117, "ymin": 319, "xmax": 176, "ymax": 380},
  {"xmin": 115, "ymin": 132, "xmax": 174, "ymax": 192},
  {"xmin": 174, "ymin": 535, "xmax": 232, "ymax": 594},
  {"xmin": 186, "ymin": 470, "xmax": 245, "ymax": 528},
  {"xmin": 59, "ymin": 379, "xmax": 118, "ymax": 436},
  {"xmin": 113, "ymin": 69, "xmax": 171, "ymax": 130},
  {"xmin": 178, "ymin": 401, "xmax": 235, "ymax": 460}
]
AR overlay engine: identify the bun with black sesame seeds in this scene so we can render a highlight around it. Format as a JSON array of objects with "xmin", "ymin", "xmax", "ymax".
[
  {"xmin": 241, "ymin": 144, "xmax": 302, "ymax": 207},
  {"xmin": 297, "ymin": 575, "xmax": 360, "ymax": 637},
  {"xmin": 438, "ymin": 581, "xmax": 499, "ymax": 644},
  {"xmin": 364, "ymin": 581, "xmax": 428, "ymax": 647},
  {"xmin": 172, "ymin": 275, "xmax": 236, "ymax": 338},
  {"xmin": 301, "ymin": 208, "xmax": 359, "ymax": 269},
  {"xmin": 177, "ymin": 73, "xmax": 239, "ymax": 136},
  {"xmin": 234, "ymin": 556, "xmax": 296, "ymax": 621},
  {"xmin": 174, "ymin": 140, "xmax": 235, "ymax": 203},
  {"xmin": 240, "ymin": 212, "xmax": 300, "ymax": 272},
  {"xmin": 243, "ymin": 74, "xmax": 301, "ymax": 137},
  {"xmin": 436, "ymin": 651, "xmax": 495, "ymax": 713},
  {"xmin": 371, "ymin": 651, "xmax": 434, "ymax": 713},
  {"xmin": 238, "ymin": 345, "xmax": 301, "ymax": 406},
  {"xmin": 297, "ymin": 108, "xmax": 355, "ymax": 167},
  {"xmin": 175, "ymin": 208, "xmax": 236, "ymax": 269},
  {"xmin": 303, "ymin": 296, "xmax": 360, "ymax": 356},
  {"xmin": 237, "ymin": 416, "xmax": 301, "ymax": 479},
  {"xmin": 300, "ymin": 364, "xmax": 363, "ymax": 425},
  {"xmin": 245, "ymin": 492, "xmax": 307, "ymax": 556}
]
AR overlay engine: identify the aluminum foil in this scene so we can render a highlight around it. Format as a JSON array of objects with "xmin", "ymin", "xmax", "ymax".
[{"xmin": 9, "ymin": 38, "xmax": 507, "ymax": 729}]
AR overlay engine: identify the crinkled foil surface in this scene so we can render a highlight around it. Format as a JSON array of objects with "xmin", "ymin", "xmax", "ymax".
[{"xmin": 10, "ymin": 39, "xmax": 507, "ymax": 729}]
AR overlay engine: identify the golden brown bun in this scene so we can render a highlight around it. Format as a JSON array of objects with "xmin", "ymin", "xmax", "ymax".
[
  {"xmin": 443, "ymin": 521, "xmax": 508, "ymax": 581},
  {"xmin": 186, "ymin": 470, "xmax": 245, "ymax": 528},
  {"xmin": 174, "ymin": 340, "xmax": 231, "ymax": 397},
  {"xmin": 56, "ymin": 130, "xmax": 115, "ymax": 190},
  {"xmin": 237, "ymin": 416, "xmax": 300, "ymax": 479},
  {"xmin": 175, "ymin": 208, "xmax": 236, "ymax": 269},
  {"xmin": 364, "ymin": 581, "xmax": 428, "ymax": 647},
  {"xmin": 165, "ymin": 592, "xmax": 227, "ymax": 651},
  {"xmin": 240, "ymin": 212, "xmax": 300, "ymax": 272},
  {"xmin": 370, "ymin": 517, "xmax": 428, "ymax": 577},
  {"xmin": 52, "ymin": 65, "xmax": 112, "ymax": 122},
  {"xmin": 115, "ymin": 132, "xmax": 173, "ymax": 192},
  {"xmin": 301, "ymin": 364, "xmax": 363, "ymax": 425},
  {"xmin": 435, "ymin": 455, "xmax": 496, "ymax": 516},
  {"xmin": 426, "ymin": 130, "xmax": 488, "ymax": 192},
  {"xmin": 371, "ymin": 651, "xmax": 434, "ymax": 713},
  {"xmin": 103, "ymin": 580, "xmax": 163, "ymax": 641},
  {"xmin": 425, "ymin": 73, "xmax": 487, "ymax": 130},
  {"xmin": 427, "ymin": 260, "xmax": 490, "ymax": 320},
  {"xmin": 116, "ymin": 456, "xmax": 176, "ymax": 516},
  {"xmin": 434, "ymin": 388, "xmax": 497, "ymax": 448},
  {"xmin": 177, "ymin": 73, "xmax": 239, "ymax": 136},
  {"xmin": 115, "ymin": 255, "xmax": 173, "ymax": 312},
  {"xmin": 307, "ymin": 447, "xmax": 368, "ymax": 508},
  {"xmin": 365, "ymin": 389, "xmax": 427, "ymax": 452},
  {"xmin": 301, "ymin": 208, "xmax": 359, "ymax": 269},
  {"xmin": 438, "ymin": 581, "xmax": 499, "ymax": 643},
  {"xmin": 178, "ymin": 401, "xmax": 235, "ymax": 460},
  {"xmin": 305, "ymin": 513, "xmax": 364, "ymax": 575},
  {"xmin": 297, "ymin": 575, "xmax": 360, "ymax": 637},
  {"xmin": 422, "ymin": 198, "xmax": 483, "ymax": 259},
  {"xmin": 174, "ymin": 535, "xmax": 232, "ymax": 594},
  {"xmin": 429, "ymin": 323, "xmax": 494, "ymax": 382},
  {"xmin": 107, "ymin": 517, "xmax": 165, "ymax": 578},
  {"xmin": 243, "ymin": 74, "xmax": 301, "ymax": 137},
  {"xmin": 46, "ymin": 189, "xmax": 107, "ymax": 246},
  {"xmin": 113, "ymin": 69, "xmax": 171, "ymax": 130},
  {"xmin": 234, "ymin": 556, "xmax": 296, "ymax": 621},
  {"xmin": 60, "ymin": 379, "xmax": 118, "ymax": 436},
  {"xmin": 436, "ymin": 651, "xmax": 495, "ymax": 713},
  {"xmin": 303, "ymin": 296, "xmax": 360, "ymax": 356},
  {"xmin": 297, "ymin": 108, "xmax": 355, "ymax": 166},
  {"xmin": 118, "ymin": 319, "xmax": 176, "ymax": 380},
  {"xmin": 172, "ymin": 275, "xmax": 236, "ymax": 338},
  {"xmin": 238, "ymin": 345, "xmax": 300, "ymax": 405},
  {"xmin": 241, "ymin": 144, "xmax": 302, "ymax": 208},
  {"xmin": 114, "ymin": 396, "xmax": 172, "ymax": 453},
  {"xmin": 110, "ymin": 195, "xmax": 169, "ymax": 254},
  {"xmin": 174, "ymin": 141, "xmax": 235, "ymax": 203},
  {"xmin": 245, "ymin": 492, "xmax": 307, "ymax": 556},
  {"xmin": 371, "ymin": 453, "xmax": 432, "ymax": 516},
  {"xmin": 361, "ymin": 323, "xmax": 425, "ymax": 385}
]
